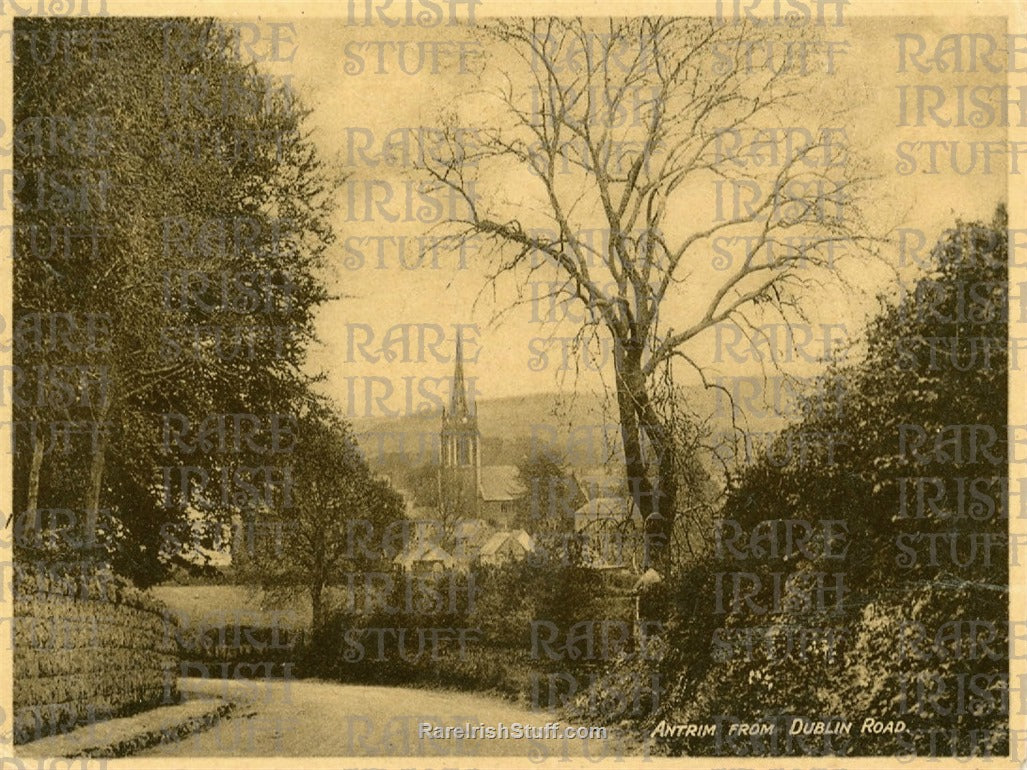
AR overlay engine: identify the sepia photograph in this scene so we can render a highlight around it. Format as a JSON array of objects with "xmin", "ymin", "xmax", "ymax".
[{"xmin": 1, "ymin": 1, "xmax": 1023, "ymax": 766}]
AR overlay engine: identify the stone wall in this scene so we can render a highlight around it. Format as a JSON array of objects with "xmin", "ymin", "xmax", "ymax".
[{"xmin": 13, "ymin": 565, "xmax": 178, "ymax": 744}]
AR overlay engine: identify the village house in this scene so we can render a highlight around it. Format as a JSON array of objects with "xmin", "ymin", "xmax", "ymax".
[
  {"xmin": 390, "ymin": 336, "xmax": 650, "ymax": 574},
  {"xmin": 478, "ymin": 529, "xmax": 534, "ymax": 566},
  {"xmin": 393, "ymin": 540, "xmax": 456, "ymax": 574}
]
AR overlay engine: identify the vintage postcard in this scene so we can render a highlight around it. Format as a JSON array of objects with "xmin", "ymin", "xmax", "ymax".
[{"xmin": 0, "ymin": 0, "xmax": 1024, "ymax": 768}]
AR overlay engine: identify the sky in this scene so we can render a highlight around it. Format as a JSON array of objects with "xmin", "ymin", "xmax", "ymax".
[{"xmin": 252, "ymin": 13, "xmax": 1009, "ymax": 422}]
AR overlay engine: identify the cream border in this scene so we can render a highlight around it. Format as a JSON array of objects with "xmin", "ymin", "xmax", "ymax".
[{"xmin": 0, "ymin": 1, "xmax": 1023, "ymax": 768}]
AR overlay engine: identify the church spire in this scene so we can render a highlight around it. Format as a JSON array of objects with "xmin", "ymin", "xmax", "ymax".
[
  {"xmin": 450, "ymin": 333, "xmax": 470, "ymax": 416},
  {"xmin": 440, "ymin": 331, "xmax": 480, "ymax": 509}
]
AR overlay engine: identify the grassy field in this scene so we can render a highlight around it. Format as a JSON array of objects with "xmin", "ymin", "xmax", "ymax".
[{"xmin": 151, "ymin": 585, "xmax": 311, "ymax": 631}]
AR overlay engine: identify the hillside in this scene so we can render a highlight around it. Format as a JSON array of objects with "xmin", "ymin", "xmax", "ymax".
[{"xmin": 353, "ymin": 386, "xmax": 789, "ymax": 473}]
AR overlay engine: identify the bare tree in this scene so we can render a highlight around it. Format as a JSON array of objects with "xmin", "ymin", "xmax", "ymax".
[{"xmin": 419, "ymin": 17, "xmax": 874, "ymax": 578}]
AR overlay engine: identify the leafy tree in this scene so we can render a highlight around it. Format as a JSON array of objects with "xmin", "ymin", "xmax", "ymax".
[
  {"xmin": 403, "ymin": 460, "xmax": 478, "ymax": 551},
  {"xmin": 513, "ymin": 443, "xmax": 583, "ymax": 533},
  {"xmin": 645, "ymin": 205, "xmax": 1008, "ymax": 755},
  {"xmin": 12, "ymin": 18, "xmax": 335, "ymax": 584},
  {"xmin": 239, "ymin": 400, "xmax": 406, "ymax": 632},
  {"xmin": 404, "ymin": 463, "xmax": 440, "ymax": 510},
  {"xmin": 720, "ymin": 204, "xmax": 1007, "ymax": 592},
  {"xmin": 470, "ymin": 551, "xmax": 605, "ymax": 650}
]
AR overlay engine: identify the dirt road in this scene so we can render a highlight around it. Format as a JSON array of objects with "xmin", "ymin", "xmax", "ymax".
[{"xmin": 139, "ymin": 678, "xmax": 636, "ymax": 759}]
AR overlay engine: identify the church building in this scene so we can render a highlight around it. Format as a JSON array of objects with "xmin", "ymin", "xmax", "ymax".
[{"xmin": 437, "ymin": 336, "xmax": 523, "ymax": 528}]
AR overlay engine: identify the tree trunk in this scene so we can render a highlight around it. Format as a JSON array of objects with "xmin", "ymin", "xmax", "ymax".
[
  {"xmin": 638, "ymin": 400, "xmax": 676, "ymax": 576},
  {"xmin": 82, "ymin": 396, "xmax": 113, "ymax": 556},
  {"xmin": 310, "ymin": 582, "xmax": 324, "ymax": 633},
  {"xmin": 27, "ymin": 422, "xmax": 44, "ymax": 515},
  {"xmin": 84, "ymin": 421, "xmax": 108, "ymax": 555},
  {"xmin": 613, "ymin": 340, "xmax": 676, "ymax": 576}
]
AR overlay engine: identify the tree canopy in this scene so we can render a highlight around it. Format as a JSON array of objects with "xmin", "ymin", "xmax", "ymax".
[
  {"xmin": 237, "ymin": 399, "xmax": 406, "ymax": 632},
  {"xmin": 647, "ymin": 204, "xmax": 1008, "ymax": 756},
  {"xmin": 12, "ymin": 18, "xmax": 336, "ymax": 585}
]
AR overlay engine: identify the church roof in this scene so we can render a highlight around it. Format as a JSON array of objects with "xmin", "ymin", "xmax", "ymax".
[{"xmin": 478, "ymin": 465, "xmax": 525, "ymax": 501}]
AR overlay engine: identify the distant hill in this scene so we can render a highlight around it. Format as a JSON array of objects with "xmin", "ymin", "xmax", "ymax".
[{"xmin": 352, "ymin": 386, "xmax": 789, "ymax": 473}]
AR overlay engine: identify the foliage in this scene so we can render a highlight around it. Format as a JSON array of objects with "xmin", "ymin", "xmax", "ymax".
[
  {"xmin": 236, "ymin": 399, "xmax": 406, "ymax": 632},
  {"xmin": 302, "ymin": 551, "xmax": 625, "ymax": 707},
  {"xmin": 403, "ymin": 462, "xmax": 440, "ymax": 510},
  {"xmin": 470, "ymin": 550, "xmax": 607, "ymax": 648},
  {"xmin": 12, "ymin": 18, "xmax": 336, "ymax": 585},
  {"xmin": 586, "ymin": 206, "xmax": 1008, "ymax": 755},
  {"xmin": 824, "ymin": 581, "xmax": 1007, "ymax": 756},
  {"xmin": 512, "ymin": 443, "xmax": 584, "ymax": 533}
]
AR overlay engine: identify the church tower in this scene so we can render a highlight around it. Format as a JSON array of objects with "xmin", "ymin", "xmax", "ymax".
[{"xmin": 439, "ymin": 334, "xmax": 480, "ymax": 518}]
